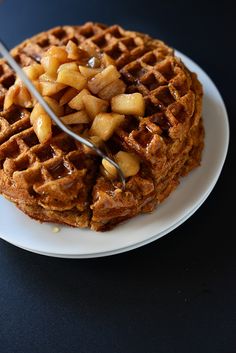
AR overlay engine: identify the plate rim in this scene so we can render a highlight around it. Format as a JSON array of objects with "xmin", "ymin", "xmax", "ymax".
[{"xmin": 1, "ymin": 186, "xmax": 214, "ymax": 258}]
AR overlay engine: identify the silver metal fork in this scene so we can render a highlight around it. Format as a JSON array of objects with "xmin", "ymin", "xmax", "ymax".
[{"xmin": 0, "ymin": 40, "xmax": 126, "ymax": 189}]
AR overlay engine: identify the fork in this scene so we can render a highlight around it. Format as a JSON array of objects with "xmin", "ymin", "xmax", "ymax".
[{"xmin": 0, "ymin": 39, "xmax": 126, "ymax": 189}]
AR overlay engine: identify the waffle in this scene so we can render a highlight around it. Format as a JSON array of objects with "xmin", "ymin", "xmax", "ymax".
[{"xmin": 0, "ymin": 22, "xmax": 204, "ymax": 231}]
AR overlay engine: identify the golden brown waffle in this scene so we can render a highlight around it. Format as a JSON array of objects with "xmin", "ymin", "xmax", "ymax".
[{"xmin": 0, "ymin": 22, "xmax": 204, "ymax": 231}]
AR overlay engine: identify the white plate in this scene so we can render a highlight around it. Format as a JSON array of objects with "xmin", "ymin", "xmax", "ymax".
[{"xmin": 0, "ymin": 51, "xmax": 229, "ymax": 258}]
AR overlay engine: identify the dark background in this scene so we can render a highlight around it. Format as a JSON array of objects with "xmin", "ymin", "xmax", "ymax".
[{"xmin": 0, "ymin": 0, "xmax": 235, "ymax": 352}]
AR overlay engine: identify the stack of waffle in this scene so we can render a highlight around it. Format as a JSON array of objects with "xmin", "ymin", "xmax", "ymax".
[{"xmin": 0, "ymin": 22, "xmax": 204, "ymax": 231}]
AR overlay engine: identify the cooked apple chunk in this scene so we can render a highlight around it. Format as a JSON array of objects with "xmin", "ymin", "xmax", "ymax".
[
  {"xmin": 102, "ymin": 159, "xmax": 117, "ymax": 179},
  {"xmin": 39, "ymin": 73, "xmax": 55, "ymax": 82},
  {"xmin": 88, "ymin": 65, "xmax": 120, "ymax": 94},
  {"xmin": 33, "ymin": 113, "xmax": 52, "ymax": 144},
  {"xmin": 82, "ymin": 95, "xmax": 108, "ymax": 120},
  {"xmin": 89, "ymin": 135, "xmax": 103, "ymax": 147},
  {"xmin": 23, "ymin": 63, "xmax": 44, "ymax": 81},
  {"xmin": 41, "ymin": 55, "xmax": 60, "ymax": 78},
  {"xmin": 83, "ymin": 135, "xmax": 103, "ymax": 154},
  {"xmin": 44, "ymin": 97, "xmax": 64, "ymax": 117},
  {"xmin": 46, "ymin": 46, "xmax": 68, "ymax": 63},
  {"xmin": 3, "ymin": 85, "xmax": 20, "ymax": 110},
  {"xmin": 111, "ymin": 93, "xmax": 145, "ymax": 116},
  {"xmin": 14, "ymin": 86, "xmax": 33, "ymax": 108},
  {"xmin": 32, "ymin": 80, "xmax": 42, "ymax": 93},
  {"xmin": 30, "ymin": 97, "xmax": 64, "ymax": 125},
  {"xmin": 98, "ymin": 79, "xmax": 126, "ymax": 100},
  {"xmin": 66, "ymin": 40, "xmax": 80, "ymax": 60},
  {"xmin": 57, "ymin": 69, "xmax": 87, "ymax": 91},
  {"xmin": 30, "ymin": 102, "xmax": 44, "ymax": 124},
  {"xmin": 40, "ymin": 81, "xmax": 66, "ymax": 96},
  {"xmin": 79, "ymin": 66, "xmax": 102, "ymax": 79},
  {"xmin": 68, "ymin": 89, "xmax": 91, "ymax": 110},
  {"xmin": 60, "ymin": 111, "xmax": 89, "ymax": 125},
  {"xmin": 57, "ymin": 62, "xmax": 78, "ymax": 72},
  {"xmin": 59, "ymin": 87, "xmax": 78, "ymax": 106},
  {"xmin": 90, "ymin": 113, "xmax": 124, "ymax": 141},
  {"xmin": 115, "ymin": 151, "xmax": 140, "ymax": 177}
]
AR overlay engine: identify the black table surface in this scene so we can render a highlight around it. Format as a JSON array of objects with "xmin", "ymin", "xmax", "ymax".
[{"xmin": 0, "ymin": 1, "xmax": 235, "ymax": 352}]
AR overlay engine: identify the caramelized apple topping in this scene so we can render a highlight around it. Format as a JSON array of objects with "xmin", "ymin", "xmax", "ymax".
[{"xmin": 4, "ymin": 44, "xmax": 145, "ymax": 180}]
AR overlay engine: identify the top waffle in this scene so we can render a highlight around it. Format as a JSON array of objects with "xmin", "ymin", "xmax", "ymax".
[{"xmin": 0, "ymin": 22, "xmax": 204, "ymax": 231}]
